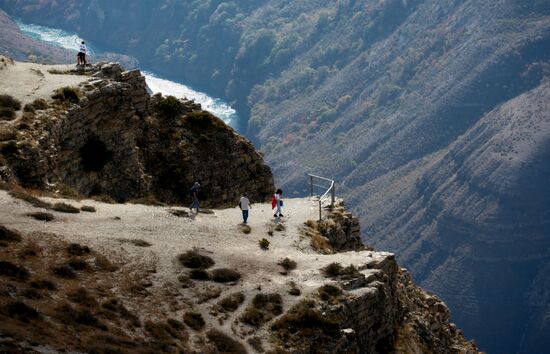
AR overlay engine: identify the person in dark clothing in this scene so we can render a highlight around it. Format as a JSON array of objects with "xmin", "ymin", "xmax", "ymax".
[{"xmin": 189, "ymin": 182, "xmax": 200, "ymax": 213}]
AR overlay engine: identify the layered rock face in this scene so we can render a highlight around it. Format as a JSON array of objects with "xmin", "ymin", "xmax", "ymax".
[{"xmin": 0, "ymin": 63, "xmax": 274, "ymax": 206}]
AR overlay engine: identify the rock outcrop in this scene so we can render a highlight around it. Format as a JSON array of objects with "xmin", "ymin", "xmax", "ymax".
[{"xmin": 0, "ymin": 62, "xmax": 274, "ymax": 206}]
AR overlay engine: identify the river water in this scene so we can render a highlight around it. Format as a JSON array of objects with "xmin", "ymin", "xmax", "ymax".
[{"xmin": 15, "ymin": 20, "xmax": 238, "ymax": 126}]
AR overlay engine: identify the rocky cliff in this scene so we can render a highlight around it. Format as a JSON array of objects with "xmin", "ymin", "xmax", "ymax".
[
  {"xmin": 0, "ymin": 60, "xmax": 274, "ymax": 206},
  {"xmin": 0, "ymin": 191, "xmax": 479, "ymax": 354}
]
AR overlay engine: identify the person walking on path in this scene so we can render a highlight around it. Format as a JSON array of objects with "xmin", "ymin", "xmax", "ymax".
[
  {"xmin": 189, "ymin": 182, "xmax": 200, "ymax": 213},
  {"xmin": 77, "ymin": 41, "xmax": 87, "ymax": 66},
  {"xmin": 272, "ymin": 188, "xmax": 284, "ymax": 217},
  {"xmin": 239, "ymin": 193, "xmax": 251, "ymax": 224}
]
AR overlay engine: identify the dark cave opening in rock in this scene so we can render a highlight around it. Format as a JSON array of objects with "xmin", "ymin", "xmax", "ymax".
[{"xmin": 79, "ymin": 136, "xmax": 113, "ymax": 172}]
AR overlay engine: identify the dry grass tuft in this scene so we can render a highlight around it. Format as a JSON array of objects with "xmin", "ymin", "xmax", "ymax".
[
  {"xmin": 80, "ymin": 205, "xmax": 96, "ymax": 212},
  {"xmin": 241, "ymin": 293, "xmax": 283, "ymax": 327},
  {"xmin": 322, "ymin": 262, "xmax": 342, "ymax": 278},
  {"xmin": 217, "ymin": 292, "xmax": 245, "ymax": 313},
  {"xmin": 94, "ymin": 254, "xmax": 118, "ymax": 272},
  {"xmin": 30, "ymin": 279, "xmax": 56, "ymax": 291},
  {"xmin": 52, "ymin": 264, "xmax": 77, "ymax": 279},
  {"xmin": 247, "ymin": 336, "xmax": 264, "ymax": 353},
  {"xmin": 274, "ymin": 223, "xmax": 286, "ymax": 232},
  {"xmin": 52, "ymin": 202, "xmax": 80, "ymax": 213},
  {"xmin": 318, "ymin": 284, "xmax": 342, "ymax": 302},
  {"xmin": 55, "ymin": 303, "xmax": 107, "ymax": 330},
  {"xmin": 288, "ymin": 281, "xmax": 301, "ymax": 296},
  {"xmin": 32, "ymin": 98, "xmax": 48, "ymax": 110},
  {"xmin": 240, "ymin": 224, "xmax": 252, "ymax": 234},
  {"xmin": 67, "ymin": 243, "xmax": 91, "ymax": 256},
  {"xmin": 27, "ymin": 211, "xmax": 54, "ymax": 221},
  {"xmin": 183, "ymin": 311, "xmax": 205, "ymax": 331},
  {"xmin": 207, "ymin": 329, "xmax": 247, "ymax": 354},
  {"xmin": 178, "ymin": 250, "xmax": 215, "ymax": 269},
  {"xmin": 8, "ymin": 189, "xmax": 52, "ymax": 209},
  {"xmin": 4, "ymin": 301, "xmax": 40, "ymax": 322},
  {"xmin": 259, "ymin": 238, "xmax": 270, "ymax": 250},
  {"xmin": 0, "ymin": 260, "xmax": 29, "ymax": 281},
  {"xmin": 0, "ymin": 225, "xmax": 23, "ymax": 242},
  {"xmin": 68, "ymin": 288, "xmax": 98, "ymax": 308},
  {"xmin": 211, "ymin": 268, "xmax": 241, "ymax": 283},
  {"xmin": 277, "ymin": 258, "xmax": 297, "ymax": 274}
]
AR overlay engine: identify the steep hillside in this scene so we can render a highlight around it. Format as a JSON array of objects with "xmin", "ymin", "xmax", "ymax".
[
  {"xmin": 1, "ymin": 1, "xmax": 549, "ymax": 352},
  {"xmin": 352, "ymin": 81, "xmax": 550, "ymax": 354}
]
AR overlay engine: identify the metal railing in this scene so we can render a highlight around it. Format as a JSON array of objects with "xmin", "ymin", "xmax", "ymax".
[{"xmin": 308, "ymin": 173, "xmax": 335, "ymax": 221}]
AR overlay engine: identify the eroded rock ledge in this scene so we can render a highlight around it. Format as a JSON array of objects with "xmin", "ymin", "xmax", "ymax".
[{"xmin": 0, "ymin": 62, "xmax": 274, "ymax": 206}]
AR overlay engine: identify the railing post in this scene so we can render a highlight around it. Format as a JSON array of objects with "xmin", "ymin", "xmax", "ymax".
[{"xmin": 331, "ymin": 183, "xmax": 335, "ymax": 207}]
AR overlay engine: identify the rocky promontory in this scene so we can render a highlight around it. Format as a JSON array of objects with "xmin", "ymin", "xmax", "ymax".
[{"xmin": 0, "ymin": 59, "xmax": 274, "ymax": 206}]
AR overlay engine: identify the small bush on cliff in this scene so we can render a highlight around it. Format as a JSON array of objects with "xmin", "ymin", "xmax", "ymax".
[
  {"xmin": 322, "ymin": 262, "xmax": 342, "ymax": 277},
  {"xmin": 0, "ymin": 107, "xmax": 15, "ymax": 120},
  {"xmin": 183, "ymin": 311, "xmax": 205, "ymax": 331},
  {"xmin": 178, "ymin": 250, "xmax": 215, "ymax": 269},
  {"xmin": 0, "ymin": 225, "xmax": 22, "ymax": 242},
  {"xmin": 52, "ymin": 202, "xmax": 81, "ymax": 213},
  {"xmin": 0, "ymin": 260, "xmax": 29, "ymax": 281},
  {"xmin": 27, "ymin": 211, "xmax": 54, "ymax": 221},
  {"xmin": 4, "ymin": 301, "xmax": 40, "ymax": 322},
  {"xmin": 0, "ymin": 94, "xmax": 21, "ymax": 110},
  {"xmin": 211, "ymin": 268, "xmax": 241, "ymax": 283},
  {"xmin": 67, "ymin": 243, "xmax": 91, "ymax": 256},
  {"xmin": 207, "ymin": 329, "xmax": 247, "ymax": 354},
  {"xmin": 8, "ymin": 189, "xmax": 52, "ymax": 209},
  {"xmin": 157, "ymin": 95, "xmax": 184, "ymax": 118},
  {"xmin": 32, "ymin": 98, "xmax": 48, "ymax": 110},
  {"xmin": 240, "ymin": 293, "xmax": 283, "ymax": 327},
  {"xmin": 218, "ymin": 292, "xmax": 245, "ymax": 312},
  {"xmin": 181, "ymin": 111, "xmax": 228, "ymax": 132},
  {"xmin": 259, "ymin": 238, "xmax": 270, "ymax": 250},
  {"xmin": 52, "ymin": 87, "xmax": 81, "ymax": 103},
  {"xmin": 23, "ymin": 103, "xmax": 35, "ymax": 113},
  {"xmin": 278, "ymin": 258, "xmax": 297, "ymax": 274},
  {"xmin": 318, "ymin": 284, "xmax": 342, "ymax": 302}
]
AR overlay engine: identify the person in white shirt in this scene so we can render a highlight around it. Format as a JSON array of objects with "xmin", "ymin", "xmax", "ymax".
[
  {"xmin": 274, "ymin": 188, "xmax": 283, "ymax": 217},
  {"xmin": 77, "ymin": 41, "xmax": 87, "ymax": 66},
  {"xmin": 239, "ymin": 193, "xmax": 251, "ymax": 224}
]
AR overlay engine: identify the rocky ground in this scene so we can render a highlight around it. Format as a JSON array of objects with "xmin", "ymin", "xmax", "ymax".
[{"xmin": 0, "ymin": 187, "xmax": 479, "ymax": 353}]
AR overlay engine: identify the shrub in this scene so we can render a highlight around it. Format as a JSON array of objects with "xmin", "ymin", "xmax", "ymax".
[
  {"xmin": 5, "ymin": 301, "xmax": 40, "ymax": 322},
  {"xmin": 30, "ymin": 279, "xmax": 56, "ymax": 291},
  {"xmin": 247, "ymin": 336, "xmax": 264, "ymax": 353},
  {"xmin": 288, "ymin": 282, "xmax": 301, "ymax": 296},
  {"xmin": 189, "ymin": 269, "xmax": 210, "ymax": 281},
  {"xmin": 207, "ymin": 329, "xmax": 247, "ymax": 354},
  {"xmin": 217, "ymin": 292, "xmax": 245, "ymax": 312},
  {"xmin": 52, "ymin": 86, "xmax": 80, "ymax": 103},
  {"xmin": 8, "ymin": 189, "xmax": 52, "ymax": 209},
  {"xmin": 322, "ymin": 262, "xmax": 342, "ymax": 278},
  {"xmin": 183, "ymin": 311, "xmax": 205, "ymax": 331},
  {"xmin": 52, "ymin": 202, "xmax": 80, "ymax": 213},
  {"xmin": 156, "ymin": 95, "xmax": 184, "ymax": 118},
  {"xmin": 81, "ymin": 206, "xmax": 96, "ymax": 212},
  {"xmin": 0, "ymin": 107, "xmax": 15, "ymax": 120},
  {"xmin": 0, "ymin": 261, "xmax": 29, "ymax": 281},
  {"xmin": 318, "ymin": 284, "xmax": 342, "ymax": 301},
  {"xmin": 274, "ymin": 223, "xmax": 286, "ymax": 232},
  {"xmin": 181, "ymin": 111, "xmax": 228, "ymax": 131},
  {"xmin": 240, "ymin": 224, "xmax": 251, "ymax": 234},
  {"xmin": 211, "ymin": 268, "xmax": 241, "ymax": 283},
  {"xmin": 67, "ymin": 258, "xmax": 89, "ymax": 271},
  {"xmin": 56, "ymin": 303, "xmax": 106, "ymax": 330},
  {"xmin": 32, "ymin": 98, "xmax": 48, "ymax": 110},
  {"xmin": 0, "ymin": 94, "xmax": 22, "ymax": 110},
  {"xmin": 52, "ymin": 264, "xmax": 76, "ymax": 278},
  {"xmin": 23, "ymin": 103, "xmax": 35, "ymax": 113},
  {"xmin": 178, "ymin": 250, "xmax": 215, "ymax": 269},
  {"xmin": 27, "ymin": 211, "xmax": 54, "ymax": 221},
  {"xmin": 0, "ymin": 225, "xmax": 22, "ymax": 242},
  {"xmin": 259, "ymin": 238, "xmax": 270, "ymax": 250},
  {"xmin": 241, "ymin": 293, "xmax": 283, "ymax": 327},
  {"xmin": 271, "ymin": 300, "xmax": 339, "ymax": 339},
  {"xmin": 278, "ymin": 258, "xmax": 297, "ymax": 273},
  {"xmin": 67, "ymin": 243, "xmax": 91, "ymax": 256},
  {"xmin": 68, "ymin": 288, "xmax": 98, "ymax": 307},
  {"xmin": 95, "ymin": 254, "xmax": 118, "ymax": 272}
]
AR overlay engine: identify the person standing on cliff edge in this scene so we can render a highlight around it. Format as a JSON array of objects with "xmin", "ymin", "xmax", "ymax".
[
  {"xmin": 272, "ymin": 188, "xmax": 283, "ymax": 218},
  {"xmin": 189, "ymin": 182, "xmax": 200, "ymax": 213},
  {"xmin": 239, "ymin": 193, "xmax": 251, "ymax": 224},
  {"xmin": 77, "ymin": 41, "xmax": 87, "ymax": 66}
]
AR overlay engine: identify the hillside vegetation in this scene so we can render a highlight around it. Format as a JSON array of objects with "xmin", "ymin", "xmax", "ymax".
[{"xmin": 1, "ymin": 1, "xmax": 549, "ymax": 353}]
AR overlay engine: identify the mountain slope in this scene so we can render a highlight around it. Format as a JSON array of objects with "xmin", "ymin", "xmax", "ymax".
[{"xmin": 1, "ymin": 1, "xmax": 549, "ymax": 352}]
